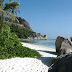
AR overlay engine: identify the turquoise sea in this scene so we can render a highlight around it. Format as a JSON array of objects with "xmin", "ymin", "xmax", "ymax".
[{"xmin": 29, "ymin": 39, "xmax": 56, "ymax": 48}]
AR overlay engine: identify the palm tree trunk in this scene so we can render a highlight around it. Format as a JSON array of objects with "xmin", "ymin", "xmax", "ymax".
[
  {"xmin": 12, "ymin": 9, "xmax": 14, "ymax": 15},
  {"xmin": 0, "ymin": 12, "xmax": 3, "ymax": 30},
  {"xmin": 12, "ymin": 9, "xmax": 14, "ymax": 21}
]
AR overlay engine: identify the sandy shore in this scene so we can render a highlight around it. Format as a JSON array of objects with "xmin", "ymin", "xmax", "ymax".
[
  {"xmin": 0, "ymin": 42, "xmax": 57, "ymax": 72},
  {"xmin": 21, "ymin": 42, "xmax": 56, "ymax": 57}
]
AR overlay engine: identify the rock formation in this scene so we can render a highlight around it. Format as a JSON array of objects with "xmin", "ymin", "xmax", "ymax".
[
  {"xmin": 28, "ymin": 33, "xmax": 48, "ymax": 40},
  {"xmin": 55, "ymin": 36, "xmax": 72, "ymax": 56},
  {"xmin": 58, "ymin": 39, "xmax": 72, "ymax": 56},
  {"xmin": 17, "ymin": 17, "xmax": 32, "ymax": 31},
  {"xmin": 48, "ymin": 53, "xmax": 72, "ymax": 72},
  {"xmin": 48, "ymin": 36, "xmax": 72, "ymax": 72},
  {"xmin": 55, "ymin": 36, "xmax": 65, "ymax": 54},
  {"xmin": 17, "ymin": 17, "xmax": 48, "ymax": 40}
]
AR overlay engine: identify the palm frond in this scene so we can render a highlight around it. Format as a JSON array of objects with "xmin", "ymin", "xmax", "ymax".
[
  {"xmin": 0, "ymin": 0, "xmax": 4, "ymax": 9},
  {"xmin": 16, "ymin": 7, "xmax": 20, "ymax": 9},
  {"xmin": 4, "ymin": 1, "xmax": 20, "ymax": 10},
  {"xmin": 0, "ymin": 9, "xmax": 19, "ymax": 23}
]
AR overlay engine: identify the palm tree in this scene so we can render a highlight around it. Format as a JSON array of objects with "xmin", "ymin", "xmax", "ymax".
[
  {"xmin": 0, "ymin": 0, "xmax": 4, "ymax": 9},
  {"xmin": 0, "ymin": 0, "xmax": 19, "ymax": 29},
  {"xmin": 4, "ymin": 1, "xmax": 20, "ymax": 16}
]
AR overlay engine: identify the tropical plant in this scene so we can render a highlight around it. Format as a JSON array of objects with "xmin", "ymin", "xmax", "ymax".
[
  {"xmin": 0, "ymin": 0, "xmax": 4, "ymax": 9},
  {"xmin": 0, "ymin": 0, "xmax": 4, "ymax": 26},
  {"xmin": 0, "ymin": 24, "xmax": 41, "ymax": 59},
  {"xmin": 0, "ymin": 0, "xmax": 41, "ymax": 59},
  {"xmin": 0, "ymin": 9, "xmax": 19, "ymax": 29},
  {"xmin": 4, "ymin": 1, "xmax": 20, "ymax": 15},
  {"xmin": 0, "ymin": 0, "xmax": 19, "ymax": 29}
]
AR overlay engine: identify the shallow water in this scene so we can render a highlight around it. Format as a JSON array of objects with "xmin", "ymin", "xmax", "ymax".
[{"xmin": 28, "ymin": 39, "xmax": 56, "ymax": 48}]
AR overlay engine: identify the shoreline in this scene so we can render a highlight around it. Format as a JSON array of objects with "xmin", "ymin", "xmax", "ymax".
[
  {"xmin": 21, "ymin": 42, "xmax": 56, "ymax": 52},
  {"xmin": 28, "ymin": 42, "xmax": 55, "ymax": 49},
  {"xmin": 20, "ymin": 39, "xmax": 55, "ymax": 49},
  {"xmin": 21, "ymin": 42, "xmax": 57, "ymax": 58},
  {"xmin": 0, "ymin": 42, "xmax": 57, "ymax": 72}
]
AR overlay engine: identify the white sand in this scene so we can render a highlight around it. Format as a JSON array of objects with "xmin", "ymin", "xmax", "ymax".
[{"xmin": 0, "ymin": 42, "xmax": 57, "ymax": 72}]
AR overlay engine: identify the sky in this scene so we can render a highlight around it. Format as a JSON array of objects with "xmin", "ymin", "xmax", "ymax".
[{"xmin": 5, "ymin": 0, "xmax": 72, "ymax": 39}]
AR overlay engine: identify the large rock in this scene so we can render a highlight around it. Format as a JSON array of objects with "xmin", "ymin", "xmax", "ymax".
[
  {"xmin": 48, "ymin": 53, "xmax": 72, "ymax": 72},
  {"xmin": 43, "ymin": 35, "xmax": 48, "ymax": 40},
  {"xmin": 58, "ymin": 39, "xmax": 72, "ymax": 56},
  {"xmin": 55, "ymin": 36, "xmax": 65, "ymax": 54}
]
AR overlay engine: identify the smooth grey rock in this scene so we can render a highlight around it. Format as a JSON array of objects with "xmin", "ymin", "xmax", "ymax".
[
  {"xmin": 58, "ymin": 39, "xmax": 72, "ymax": 56},
  {"xmin": 48, "ymin": 53, "xmax": 72, "ymax": 72},
  {"xmin": 55, "ymin": 36, "xmax": 65, "ymax": 54}
]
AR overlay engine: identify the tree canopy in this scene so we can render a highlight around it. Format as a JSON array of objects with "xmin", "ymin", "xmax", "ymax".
[
  {"xmin": 4, "ymin": 1, "xmax": 20, "ymax": 15},
  {"xmin": 0, "ymin": 0, "xmax": 4, "ymax": 9},
  {"xmin": 0, "ymin": 0, "xmax": 19, "ymax": 25}
]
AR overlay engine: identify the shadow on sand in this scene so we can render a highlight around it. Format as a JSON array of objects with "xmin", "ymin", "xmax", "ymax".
[
  {"xmin": 37, "ymin": 50, "xmax": 57, "ymax": 55},
  {"xmin": 38, "ymin": 57, "xmax": 55, "ymax": 67},
  {"xmin": 37, "ymin": 50, "xmax": 57, "ymax": 67}
]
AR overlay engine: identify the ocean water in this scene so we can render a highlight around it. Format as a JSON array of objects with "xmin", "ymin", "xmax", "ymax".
[{"xmin": 29, "ymin": 39, "xmax": 56, "ymax": 48}]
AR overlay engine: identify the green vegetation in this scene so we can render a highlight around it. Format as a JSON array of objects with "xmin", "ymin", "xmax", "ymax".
[
  {"xmin": 0, "ymin": 0, "xmax": 19, "ymax": 27},
  {"xmin": 9, "ymin": 23, "xmax": 35, "ymax": 38},
  {"xmin": 0, "ymin": 24, "xmax": 41, "ymax": 59},
  {"xmin": 0, "ymin": 0, "xmax": 4, "ymax": 9},
  {"xmin": 0, "ymin": 0, "xmax": 41, "ymax": 59},
  {"xmin": 4, "ymin": 1, "xmax": 20, "ymax": 15},
  {"xmin": 0, "ymin": 0, "xmax": 36, "ymax": 39}
]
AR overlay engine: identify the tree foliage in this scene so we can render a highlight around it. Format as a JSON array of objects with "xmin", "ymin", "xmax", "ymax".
[
  {"xmin": 0, "ymin": 24, "xmax": 41, "ymax": 59},
  {"xmin": 9, "ymin": 23, "xmax": 34, "ymax": 38},
  {"xmin": 4, "ymin": 1, "xmax": 20, "ymax": 15},
  {"xmin": 0, "ymin": 0, "xmax": 4, "ymax": 9},
  {"xmin": 0, "ymin": 0, "xmax": 19, "ymax": 27},
  {"xmin": 0, "ymin": 0, "xmax": 41, "ymax": 59}
]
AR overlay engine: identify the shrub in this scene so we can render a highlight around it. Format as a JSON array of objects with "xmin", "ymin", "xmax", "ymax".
[{"xmin": 0, "ymin": 24, "xmax": 41, "ymax": 59}]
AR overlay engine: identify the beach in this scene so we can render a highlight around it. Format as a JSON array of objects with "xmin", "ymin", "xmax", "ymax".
[{"xmin": 0, "ymin": 42, "xmax": 57, "ymax": 72}]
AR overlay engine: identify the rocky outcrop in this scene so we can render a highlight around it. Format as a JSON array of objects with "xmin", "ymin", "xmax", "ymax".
[
  {"xmin": 55, "ymin": 36, "xmax": 72, "ymax": 56},
  {"xmin": 48, "ymin": 53, "xmax": 72, "ymax": 72},
  {"xmin": 55, "ymin": 36, "xmax": 65, "ymax": 55},
  {"xmin": 17, "ymin": 17, "xmax": 32, "ymax": 31},
  {"xmin": 58, "ymin": 39, "xmax": 72, "ymax": 56},
  {"xmin": 28, "ymin": 33, "xmax": 48, "ymax": 40},
  {"xmin": 48, "ymin": 37, "xmax": 72, "ymax": 72},
  {"xmin": 16, "ymin": 17, "xmax": 48, "ymax": 40}
]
